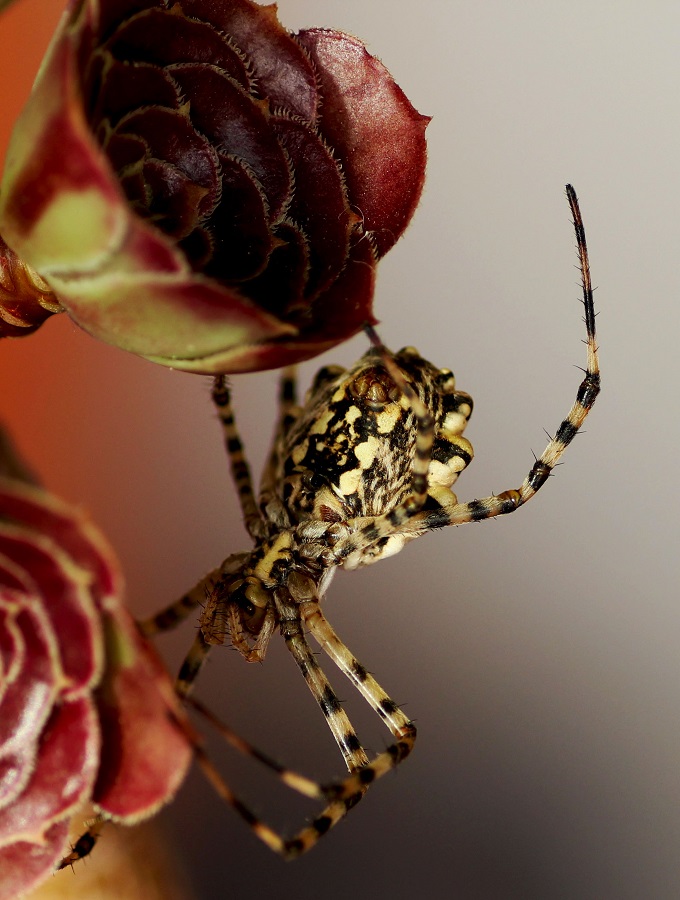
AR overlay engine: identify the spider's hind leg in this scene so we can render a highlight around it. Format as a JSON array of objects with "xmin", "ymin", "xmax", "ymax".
[
  {"xmin": 187, "ymin": 590, "xmax": 416, "ymax": 858},
  {"xmin": 57, "ymin": 814, "xmax": 107, "ymax": 870},
  {"xmin": 138, "ymin": 379, "xmax": 267, "ymax": 638}
]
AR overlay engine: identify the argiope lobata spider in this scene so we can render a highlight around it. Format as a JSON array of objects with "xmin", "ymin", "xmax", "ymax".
[{"xmin": 133, "ymin": 184, "xmax": 600, "ymax": 860}]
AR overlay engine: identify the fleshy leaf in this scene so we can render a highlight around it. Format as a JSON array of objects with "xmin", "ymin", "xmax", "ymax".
[
  {"xmin": 297, "ymin": 29, "xmax": 430, "ymax": 258},
  {"xmin": 0, "ymin": 472, "xmax": 192, "ymax": 894},
  {"xmin": 93, "ymin": 603, "xmax": 192, "ymax": 821},
  {"xmin": 0, "ymin": 0, "xmax": 428, "ymax": 371}
]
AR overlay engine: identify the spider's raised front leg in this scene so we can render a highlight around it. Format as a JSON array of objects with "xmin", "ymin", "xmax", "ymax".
[
  {"xmin": 335, "ymin": 184, "xmax": 599, "ymax": 558},
  {"xmin": 415, "ymin": 184, "xmax": 600, "ymax": 532}
]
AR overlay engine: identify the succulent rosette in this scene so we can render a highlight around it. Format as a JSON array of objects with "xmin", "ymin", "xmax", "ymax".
[
  {"xmin": 0, "ymin": 467, "xmax": 192, "ymax": 899},
  {"xmin": 0, "ymin": 0, "xmax": 429, "ymax": 372}
]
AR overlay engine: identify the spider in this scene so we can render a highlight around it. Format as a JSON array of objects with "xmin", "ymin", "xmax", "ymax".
[{"xmin": 133, "ymin": 185, "xmax": 600, "ymax": 860}]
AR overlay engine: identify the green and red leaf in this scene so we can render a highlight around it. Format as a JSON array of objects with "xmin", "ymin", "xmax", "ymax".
[{"xmin": 0, "ymin": 0, "xmax": 429, "ymax": 372}]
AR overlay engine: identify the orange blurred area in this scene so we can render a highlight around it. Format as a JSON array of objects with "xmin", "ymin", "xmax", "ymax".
[
  {"xmin": 0, "ymin": 0, "xmax": 64, "ymax": 165},
  {"xmin": 0, "ymin": 0, "xmax": 66, "ymax": 423}
]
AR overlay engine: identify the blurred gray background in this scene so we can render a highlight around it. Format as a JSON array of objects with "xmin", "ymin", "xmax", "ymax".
[{"xmin": 1, "ymin": 1, "xmax": 679, "ymax": 897}]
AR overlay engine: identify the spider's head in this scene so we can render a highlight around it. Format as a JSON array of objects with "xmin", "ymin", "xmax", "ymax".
[
  {"xmin": 224, "ymin": 576, "xmax": 271, "ymax": 636},
  {"xmin": 199, "ymin": 555, "xmax": 275, "ymax": 662},
  {"xmin": 201, "ymin": 562, "xmax": 327, "ymax": 662}
]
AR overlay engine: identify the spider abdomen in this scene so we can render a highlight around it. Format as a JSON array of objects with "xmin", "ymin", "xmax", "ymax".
[{"xmin": 276, "ymin": 348, "xmax": 475, "ymax": 528}]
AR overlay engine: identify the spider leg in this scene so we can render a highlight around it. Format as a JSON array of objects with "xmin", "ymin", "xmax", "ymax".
[
  {"xmin": 275, "ymin": 367, "xmax": 299, "ymax": 438},
  {"xmin": 212, "ymin": 375, "xmax": 266, "ymax": 541},
  {"xmin": 186, "ymin": 698, "xmax": 387, "ymax": 858},
  {"xmin": 138, "ymin": 551, "xmax": 251, "ymax": 639},
  {"xmin": 176, "ymin": 628, "xmax": 212, "ymax": 698},
  {"xmin": 341, "ymin": 185, "xmax": 600, "ymax": 550},
  {"xmin": 136, "ymin": 566, "xmax": 223, "ymax": 637},
  {"xmin": 259, "ymin": 367, "xmax": 299, "ymax": 512},
  {"xmin": 301, "ymin": 600, "xmax": 416, "ymax": 748},
  {"xmin": 169, "ymin": 588, "xmax": 415, "ymax": 858},
  {"xmin": 273, "ymin": 588, "xmax": 370, "ymax": 772},
  {"xmin": 188, "ymin": 601, "xmax": 416, "ymax": 859},
  {"xmin": 171, "ymin": 560, "xmax": 279, "ymax": 696},
  {"xmin": 57, "ymin": 814, "xmax": 107, "ymax": 870},
  {"xmin": 413, "ymin": 185, "xmax": 600, "ymax": 528}
]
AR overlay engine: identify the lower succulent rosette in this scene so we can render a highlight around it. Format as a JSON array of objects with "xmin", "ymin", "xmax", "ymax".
[{"xmin": 0, "ymin": 473, "xmax": 192, "ymax": 900}]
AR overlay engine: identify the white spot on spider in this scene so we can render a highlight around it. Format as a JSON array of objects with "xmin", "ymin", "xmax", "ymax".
[
  {"xmin": 443, "ymin": 410, "xmax": 469, "ymax": 434},
  {"xmin": 338, "ymin": 468, "xmax": 362, "ymax": 495},
  {"xmin": 354, "ymin": 436, "xmax": 379, "ymax": 470},
  {"xmin": 376, "ymin": 405, "xmax": 400, "ymax": 434},
  {"xmin": 310, "ymin": 409, "xmax": 334, "ymax": 436},
  {"xmin": 345, "ymin": 406, "xmax": 361, "ymax": 425},
  {"xmin": 291, "ymin": 441, "xmax": 307, "ymax": 466},
  {"xmin": 428, "ymin": 459, "xmax": 456, "ymax": 487}
]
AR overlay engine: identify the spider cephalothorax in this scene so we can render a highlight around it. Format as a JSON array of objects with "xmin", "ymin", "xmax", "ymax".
[{"xmin": 133, "ymin": 186, "xmax": 600, "ymax": 860}]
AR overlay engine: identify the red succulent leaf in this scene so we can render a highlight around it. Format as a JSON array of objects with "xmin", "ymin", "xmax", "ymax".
[
  {"xmin": 92, "ymin": 598, "xmax": 194, "ymax": 821},
  {"xmin": 0, "ymin": 821, "xmax": 71, "ymax": 900},
  {"xmin": 296, "ymin": 29, "xmax": 430, "ymax": 258},
  {"xmin": 0, "ymin": 475, "xmax": 192, "ymax": 899},
  {"xmin": 0, "ymin": 0, "xmax": 428, "ymax": 372},
  {"xmin": 178, "ymin": 0, "xmax": 319, "ymax": 121},
  {"xmin": 0, "ymin": 527, "xmax": 103, "ymax": 696},
  {"xmin": 0, "ymin": 697, "xmax": 100, "ymax": 844}
]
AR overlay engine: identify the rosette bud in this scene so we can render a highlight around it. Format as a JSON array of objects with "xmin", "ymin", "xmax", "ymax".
[
  {"xmin": 0, "ymin": 235, "xmax": 61, "ymax": 338},
  {"xmin": 0, "ymin": 452, "xmax": 192, "ymax": 899},
  {"xmin": 0, "ymin": 0, "xmax": 429, "ymax": 372}
]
